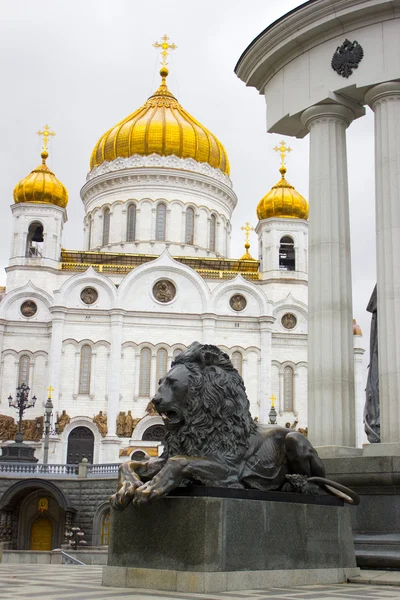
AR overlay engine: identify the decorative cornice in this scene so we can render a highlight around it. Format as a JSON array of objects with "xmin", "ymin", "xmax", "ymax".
[
  {"xmin": 81, "ymin": 164, "xmax": 237, "ymax": 214},
  {"xmin": 86, "ymin": 154, "xmax": 232, "ymax": 186}
]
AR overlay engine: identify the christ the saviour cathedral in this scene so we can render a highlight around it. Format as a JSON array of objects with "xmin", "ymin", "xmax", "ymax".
[{"xmin": 0, "ymin": 38, "xmax": 364, "ymax": 465}]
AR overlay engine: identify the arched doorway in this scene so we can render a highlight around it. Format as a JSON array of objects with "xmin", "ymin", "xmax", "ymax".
[
  {"xmin": 67, "ymin": 427, "xmax": 94, "ymax": 464},
  {"xmin": 30, "ymin": 517, "xmax": 53, "ymax": 550}
]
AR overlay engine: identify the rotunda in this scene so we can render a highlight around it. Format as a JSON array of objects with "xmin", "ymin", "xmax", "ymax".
[{"xmin": 81, "ymin": 66, "xmax": 237, "ymax": 258}]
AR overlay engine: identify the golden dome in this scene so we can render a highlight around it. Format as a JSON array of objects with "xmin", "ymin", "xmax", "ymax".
[
  {"xmin": 13, "ymin": 150, "xmax": 68, "ymax": 208},
  {"xmin": 257, "ymin": 165, "xmax": 308, "ymax": 221},
  {"xmin": 90, "ymin": 68, "xmax": 230, "ymax": 175},
  {"xmin": 353, "ymin": 318, "xmax": 362, "ymax": 335}
]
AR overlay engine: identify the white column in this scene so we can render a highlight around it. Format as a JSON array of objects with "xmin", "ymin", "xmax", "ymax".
[
  {"xmin": 353, "ymin": 332, "xmax": 366, "ymax": 448},
  {"xmin": 259, "ymin": 319, "xmax": 273, "ymax": 424},
  {"xmin": 201, "ymin": 315, "xmax": 216, "ymax": 345},
  {"xmin": 365, "ymin": 82, "xmax": 400, "ymax": 446},
  {"xmin": 301, "ymin": 104, "xmax": 356, "ymax": 450},
  {"xmin": 106, "ymin": 312, "xmax": 123, "ymax": 437},
  {"xmin": 48, "ymin": 310, "xmax": 66, "ymax": 415}
]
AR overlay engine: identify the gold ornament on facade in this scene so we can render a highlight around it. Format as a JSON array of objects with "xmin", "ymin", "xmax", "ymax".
[
  {"xmin": 13, "ymin": 126, "xmax": 68, "ymax": 208},
  {"xmin": 93, "ymin": 411, "xmax": 107, "ymax": 437},
  {"xmin": 38, "ymin": 498, "xmax": 49, "ymax": 513},
  {"xmin": 90, "ymin": 37, "xmax": 229, "ymax": 175},
  {"xmin": 56, "ymin": 410, "xmax": 70, "ymax": 433},
  {"xmin": 256, "ymin": 141, "xmax": 308, "ymax": 221}
]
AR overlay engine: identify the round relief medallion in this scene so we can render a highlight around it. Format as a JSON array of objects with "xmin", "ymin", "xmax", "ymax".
[
  {"xmin": 153, "ymin": 280, "xmax": 176, "ymax": 303},
  {"xmin": 281, "ymin": 313, "xmax": 297, "ymax": 329},
  {"xmin": 80, "ymin": 287, "xmax": 98, "ymax": 305},
  {"xmin": 229, "ymin": 294, "xmax": 247, "ymax": 312},
  {"xmin": 21, "ymin": 300, "xmax": 37, "ymax": 318}
]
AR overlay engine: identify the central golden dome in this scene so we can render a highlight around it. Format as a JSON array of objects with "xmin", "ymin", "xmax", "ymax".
[{"xmin": 90, "ymin": 68, "xmax": 230, "ymax": 175}]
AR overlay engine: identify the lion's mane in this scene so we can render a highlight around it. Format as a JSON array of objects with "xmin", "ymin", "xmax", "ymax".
[{"xmin": 164, "ymin": 342, "xmax": 257, "ymax": 460}]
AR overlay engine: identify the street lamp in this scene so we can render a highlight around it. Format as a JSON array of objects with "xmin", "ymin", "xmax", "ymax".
[
  {"xmin": 8, "ymin": 383, "xmax": 37, "ymax": 443},
  {"xmin": 268, "ymin": 394, "xmax": 278, "ymax": 425},
  {"xmin": 42, "ymin": 386, "xmax": 54, "ymax": 465},
  {"xmin": 0, "ymin": 382, "xmax": 38, "ymax": 462}
]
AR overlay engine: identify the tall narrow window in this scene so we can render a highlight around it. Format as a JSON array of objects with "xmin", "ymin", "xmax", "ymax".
[
  {"xmin": 103, "ymin": 208, "xmax": 110, "ymax": 246},
  {"xmin": 155, "ymin": 203, "xmax": 166, "ymax": 241},
  {"xmin": 126, "ymin": 204, "xmax": 136, "ymax": 242},
  {"xmin": 231, "ymin": 351, "xmax": 243, "ymax": 376},
  {"xmin": 139, "ymin": 348, "xmax": 151, "ymax": 397},
  {"xmin": 156, "ymin": 348, "xmax": 168, "ymax": 384},
  {"xmin": 185, "ymin": 207, "xmax": 195, "ymax": 244},
  {"xmin": 87, "ymin": 217, "xmax": 92, "ymax": 250},
  {"xmin": 79, "ymin": 345, "xmax": 92, "ymax": 394},
  {"xmin": 283, "ymin": 366, "xmax": 294, "ymax": 411},
  {"xmin": 173, "ymin": 348, "xmax": 183, "ymax": 359},
  {"xmin": 209, "ymin": 214, "xmax": 217, "ymax": 252},
  {"xmin": 279, "ymin": 236, "xmax": 295, "ymax": 271},
  {"xmin": 18, "ymin": 355, "xmax": 30, "ymax": 386}
]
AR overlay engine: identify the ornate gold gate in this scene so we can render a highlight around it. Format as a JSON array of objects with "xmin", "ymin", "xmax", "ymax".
[{"xmin": 30, "ymin": 517, "xmax": 53, "ymax": 550}]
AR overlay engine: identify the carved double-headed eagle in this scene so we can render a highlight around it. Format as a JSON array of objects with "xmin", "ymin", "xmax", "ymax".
[{"xmin": 331, "ymin": 39, "xmax": 364, "ymax": 78}]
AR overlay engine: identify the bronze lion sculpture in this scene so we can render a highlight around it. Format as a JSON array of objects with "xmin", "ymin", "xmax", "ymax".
[{"xmin": 110, "ymin": 342, "xmax": 359, "ymax": 509}]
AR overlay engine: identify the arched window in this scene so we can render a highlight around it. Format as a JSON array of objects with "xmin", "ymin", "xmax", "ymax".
[
  {"xmin": 18, "ymin": 355, "xmax": 30, "ymax": 386},
  {"xmin": 185, "ymin": 207, "xmax": 195, "ymax": 244},
  {"xmin": 139, "ymin": 348, "xmax": 151, "ymax": 397},
  {"xmin": 173, "ymin": 348, "xmax": 183, "ymax": 359},
  {"xmin": 231, "ymin": 351, "xmax": 243, "ymax": 376},
  {"xmin": 283, "ymin": 366, "xmax": 294, "ymax": 411},
  {"xmin": 279, "ymin": 236, "xmax": 295, "ymax": 271},
  {"xmin": 26, "ymin": 222, "xmax": 44, "ymax": 257},
  {"xmin": 156, "ymin": 348, "xmax": 168, "ymax": 384},
  {"xmin": 101, "ymin": 512, "xmax": 110, "ymax": 545},
  {"xmin": 209, "ymin": 214, "xmax": 217, "ymax": 252},
  {"xmin": 126, "ymin": 204, "xmax": 136, "ymax": 242},
  {"xmin": 79, "ymin": 345, "xmax": 92, "ymax": 394},
  {"xmin": 155, "ymin": 203, "xmax": 167, "ymax": 241},
  {"xmin": 102, "ymin": 208, "xmax": 110, "ymax": 246}
]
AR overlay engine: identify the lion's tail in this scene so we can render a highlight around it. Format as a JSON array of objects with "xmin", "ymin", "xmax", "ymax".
[{"xmin": 308, "ymin": 476, "xmax": 360, "ymax": 505}]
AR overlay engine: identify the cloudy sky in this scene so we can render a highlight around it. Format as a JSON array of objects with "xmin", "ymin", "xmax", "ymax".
[{"xmin": 0, "ymin": 0, "xmax": 375, "ymax": 363}]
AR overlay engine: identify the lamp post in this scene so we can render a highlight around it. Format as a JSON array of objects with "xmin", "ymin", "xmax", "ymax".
[
  {"xmin": 0, "ymin": 383, "xmax": 38, "ymax": 462},
  {"xmin": 268, "ymin": 394, "xmax": 278, "ymax": 425},
  {"xmin": 43, "ymin": 386, "xmax": 54, "ymax": 465},
  {"xmin": 8, "ymin": 383, "xmax": 37, "ymax": 443}
]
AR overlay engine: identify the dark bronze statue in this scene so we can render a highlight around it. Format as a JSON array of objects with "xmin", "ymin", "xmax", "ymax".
[
  {"xmin": 110, "ymin": 343, "xmax": 358, "ymax": 509},
  {"xmin": 364, "ymin": 285, "xmax": 380, "ymax": 443}
]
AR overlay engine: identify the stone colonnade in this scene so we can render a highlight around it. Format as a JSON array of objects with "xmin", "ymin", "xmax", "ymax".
[{"xmin": 302, "ymin": 81, "xmax": 400, "ymax": 451}]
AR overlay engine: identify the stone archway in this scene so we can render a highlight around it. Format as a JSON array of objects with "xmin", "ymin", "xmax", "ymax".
[
  {"xmin": 142, "ymin": 424, "xmax": 166, "ymax": 441},
  {"xmin": 67, "ymin": 426, "xmax": 94, "ymax": 464},
  {"xmin": 0, "ymin": 480, "xmax": 73, "ymax": 550}
]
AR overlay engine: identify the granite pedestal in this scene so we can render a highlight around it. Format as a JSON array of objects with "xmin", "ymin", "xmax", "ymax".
[{"xmin": 103, "ymin": 487, "xmax": 359, "ymax": 593}]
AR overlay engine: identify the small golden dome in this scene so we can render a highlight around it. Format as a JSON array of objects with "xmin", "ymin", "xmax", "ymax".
[
  {"xmin": 13, "ymin": 150, "xmax": 68, "ymax": 208},
  {"xmin": 257, "ymin": 165, "xmax": 308, "ymax": 221},
  {"xmin": 90, "ymin": 69, "xmax": 230, "ymax": 175},
  {"xmin": 353, "ymin": 318, "xmax": 362, "ymax": 335}
]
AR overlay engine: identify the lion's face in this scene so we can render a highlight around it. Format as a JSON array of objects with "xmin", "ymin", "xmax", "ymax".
[{"xmin": 152, "ymin": 364, "xmax": 190, "ymax": 430}]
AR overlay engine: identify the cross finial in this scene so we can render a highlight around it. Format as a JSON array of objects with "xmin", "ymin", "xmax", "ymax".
[
  {"xmin": 153, "ymin": 34, "xmax": 177, "ymax": 70},
  {"xmin": 241, "ymin": 221, "xmax": 254, "ymax": 246},
  {"xmin": 47, "ymin": 385, "xmax": 54, "ymax": 399},
  {"xmin": 273, "ymin": 140, "xmax": 292, "ymax": 168},
  {"xmin": 270, "ymin": 393, "xmax": 276, "ymax": 408},
  {"xmin": 37, "ymin": 125, "xmax": 55, "ymax": 153}
]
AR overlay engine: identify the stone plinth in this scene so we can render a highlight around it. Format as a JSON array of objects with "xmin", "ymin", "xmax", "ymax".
[{"xmin": 103, "ymin": 488, "xmax": 358, "ymax": 593}]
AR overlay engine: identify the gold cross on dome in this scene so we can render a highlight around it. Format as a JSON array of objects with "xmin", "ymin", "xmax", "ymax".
[
  {"xmin": 240, "ymin": 221, "xmax": 254, "ymax": 244},
  {"xmin": 47, "ymin": 385, "xmax": 54, "ymax": 399},
  {"xmin": 273, "ymin": 140, "xmax": 292, "ymax": 167},
  {"xmin": 153, "ymin": 34, "xmax": 177, "ymax": 68},
  {"xmin": 270, "ymin": 393, "xmax": 276, "ymax": 408},
  {"xmin": 37, "ymin": 124, "xmax": 55, "ymax": 152}
]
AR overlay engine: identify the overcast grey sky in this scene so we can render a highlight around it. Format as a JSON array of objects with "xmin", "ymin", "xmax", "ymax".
[{"xmin": 0, "ymin": 0, "xmax": 375, "ymax": 362}]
